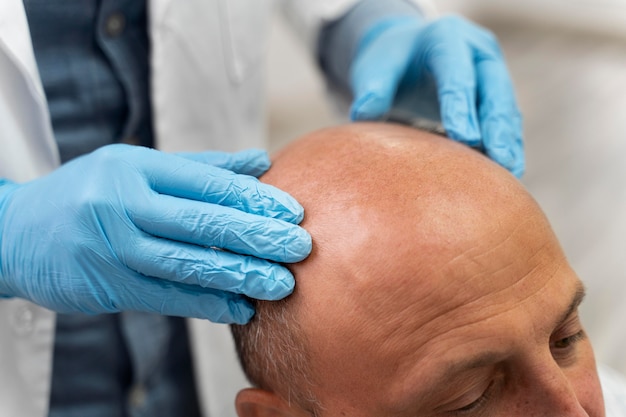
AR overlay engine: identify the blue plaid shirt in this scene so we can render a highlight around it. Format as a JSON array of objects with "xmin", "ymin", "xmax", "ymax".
[{"xmin": 24, "ymin": 1, "xmax": 200, "ymax": 416}]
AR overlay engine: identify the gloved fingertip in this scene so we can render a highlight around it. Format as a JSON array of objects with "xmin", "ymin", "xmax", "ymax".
[
  {"xmin": 293, "ymin": 204, "xmax": 305, "ymax": 224},
  {"xmin": 512, "ymin": 162, "xmax": 525, "ymax": 179},
  {"xmin": 223, "ymin": 299, "xmax": 256, "ymax": 325},
  {"xmin": 489, "ymin": 146, "xmax": 513, "ymax": 167},
  {"xmin": 445, "ymin": 124, "xmax": 482, "ymax": 147},
  {"xmin": 509, "ymin": 143, "xmax": 526, "ymax": 179},
  {"xmin": 484, "ymin": 122, "xmax": 525, "ymax": 178},
  {"xmin": 487, "ymin": 143, "xmax": 525, "ymax": 177},
  {"xmin": 272, "ymin": 197, "xmax": 305, "ymax": 224},
  {"xmin": 239, "ymin": 263, "xmax": 296, "ymax": 301},
  {"xmin": 236, "ymin": 149, "xmax": 271, "ymax": 177},
  {"xmin": 441, "ymin": 95, "xmax": 481, "ymax": 147},
  {"xmin": 262, "ymin": 267, "xmax": 296, "ymax": 301},
  {"xmin": 350, "ymin": 93, "xmax": 389, "ymax": 121},
  {"xmin": 283, "ymin": 226, "xmax": 312, "ymax": 263}
]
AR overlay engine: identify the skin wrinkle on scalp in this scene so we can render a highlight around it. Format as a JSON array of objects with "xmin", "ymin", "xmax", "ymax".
[
  {"xmin": 416, "ymin": 270, "xmax": 549, "ymax": 367},
  {"xmin": 390, "ymin": 278, "xmax": 580, "ymax": 412},
  {"xmin": 435, "ymin": 218, "xmax": 560, "ymax": 308},
  {"xmin": 438, "ymin": 211, "xmax": 537, "ymax": 278},
  {"xmin": 397, "ymin": 255, "xmax": 554, "ymax": 351},
  {"xmin": 387, "ymin": 262, "xmax": 553, "ymax": 377},
  {"xmin": 435, "ymin": 249, "xmax": 560, "ymax": 335}
]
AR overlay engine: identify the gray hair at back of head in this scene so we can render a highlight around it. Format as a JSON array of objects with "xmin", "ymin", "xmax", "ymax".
[{"xmin": 230, "ymin": 298, "xmax": 322, "ymax": 416}]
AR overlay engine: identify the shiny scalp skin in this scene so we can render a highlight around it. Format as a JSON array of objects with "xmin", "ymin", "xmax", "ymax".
[{"xmin": 231, "ymin": 121, "xmax": 529, "ymax": 410}]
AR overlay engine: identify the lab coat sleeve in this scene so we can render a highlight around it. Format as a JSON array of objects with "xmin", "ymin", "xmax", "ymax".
[
  {"xmin": 279, "ymin": 0, "xmax": 436, "ymax": 118},
  {"xmin": 0, "ymin": 0, "xmax": 60, "ymax": 182},
  {"xmin": 279, "ymin": 0, "xmax": 436, "ymax": 50}
]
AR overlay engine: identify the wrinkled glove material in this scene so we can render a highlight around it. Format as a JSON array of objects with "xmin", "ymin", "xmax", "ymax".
[
  {"xmin": 350, "ymin": 15, "xmax": 525, "ymax": 178},
  {"xmin": 0, "ymin": 146, "xmax": 312, "ymax": 324}
]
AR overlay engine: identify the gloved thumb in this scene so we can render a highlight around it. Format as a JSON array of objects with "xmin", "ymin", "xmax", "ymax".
[{"xmin": 350, "ymin": 18, "xmax": 421, "ymax": 121}]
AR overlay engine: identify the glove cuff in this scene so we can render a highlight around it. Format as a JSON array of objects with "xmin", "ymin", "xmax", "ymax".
[
  {"xmin": 318, "ymin": 0, "xmax": 425, "ymax": 97},
  {"xmin": 0, "ymin": 178, "xmax": 18, "ymax": 298}
]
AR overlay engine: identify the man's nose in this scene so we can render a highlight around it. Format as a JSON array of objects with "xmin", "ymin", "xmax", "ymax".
[{"xmin": 516, "ymin": 362, "xmax": 591, "ymax": 417}]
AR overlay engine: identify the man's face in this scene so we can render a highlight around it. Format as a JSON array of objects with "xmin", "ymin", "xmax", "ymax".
[
  {"xmin": 292, "ymin": 195, "xmax": 604, "ymax": 417},
  {"xmin": 244, "ymin": 123, "xmax": 605, "ymax": 417}
]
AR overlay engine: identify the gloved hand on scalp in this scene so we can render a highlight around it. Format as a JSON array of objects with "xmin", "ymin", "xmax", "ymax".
[
  {"xmin": 350, "ymin": 15, "xmax": 524, "ymax": 178},
  {"xmin": 0, "ymin": 145, "xmax": 312, "ymax": 324}
]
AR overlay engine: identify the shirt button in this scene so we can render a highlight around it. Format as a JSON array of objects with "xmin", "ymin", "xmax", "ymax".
[
  {"xmin": 11, "ymin": 305, "xmax": 34, "ymax": 336},
  {"xmin": 128, "ymin": 384, "xmax": 147, "ymax": 409},
  {"xmin": 105, "ymin": 12, "xmax": 126, "ymax": 37}
]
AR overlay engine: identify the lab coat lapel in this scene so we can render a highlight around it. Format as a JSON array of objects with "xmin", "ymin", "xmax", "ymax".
[
  {"xmin": 0, "ymin": 0, "xmax": 45, "ymax": 99},
  {"xmin": 0, "ymin": 0, "xmax": 60, "ymax": 181}
]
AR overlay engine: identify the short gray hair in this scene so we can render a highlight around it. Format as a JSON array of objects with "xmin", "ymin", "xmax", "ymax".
[{"xmin": 231, "ymin": 297, "xmax": 323, "ymax": 416}]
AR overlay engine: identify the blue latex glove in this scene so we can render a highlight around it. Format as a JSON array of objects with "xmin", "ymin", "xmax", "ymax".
[
  {"xmin": 350, "ymin": 15, "xmax": 524, "ymax": 177},
  {"xmin": 0, "ymin": 145, "xmax": 312, "ymax": 324}
]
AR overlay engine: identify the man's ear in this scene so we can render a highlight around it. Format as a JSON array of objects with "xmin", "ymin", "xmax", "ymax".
[{"xmin": 235, "ymin": 388, "xmax": 305, "ymax": 417}]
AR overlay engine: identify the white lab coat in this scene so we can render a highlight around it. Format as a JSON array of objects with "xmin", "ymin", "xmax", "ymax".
[{"xmin": 0, "ymin": 1, "xmax": 438, "ymax": 416}]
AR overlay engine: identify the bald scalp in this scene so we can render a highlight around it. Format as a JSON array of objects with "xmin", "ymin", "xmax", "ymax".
[
  {"xmin": 231, "ymin": 122, "xmax": 533, "ymax": 413},
  {"xmin": 263, "ymin": 122, "xmax": 526, "ymax": 242}
]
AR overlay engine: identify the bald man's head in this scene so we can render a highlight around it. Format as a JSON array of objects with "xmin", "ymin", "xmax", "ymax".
[{"xmin": 231, "ymin": 123, "xmax": 604, "ymax": 417}]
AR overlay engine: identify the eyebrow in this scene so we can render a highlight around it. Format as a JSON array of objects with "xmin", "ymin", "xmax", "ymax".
[
  {"xmin": 552, "ymin": 282, "xmax": 586, "ymax": 330},
  {"xmin": 424, "ymin": 282, "xmax": 588, "ymax": 392}
]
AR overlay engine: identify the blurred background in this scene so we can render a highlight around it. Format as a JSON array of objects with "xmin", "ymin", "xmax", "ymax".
[{"xmin": 265, "ymin": 1, "xmax": 626, "ymax": 374}]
